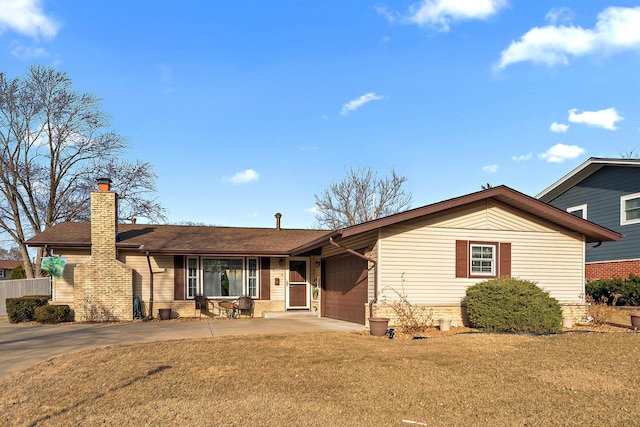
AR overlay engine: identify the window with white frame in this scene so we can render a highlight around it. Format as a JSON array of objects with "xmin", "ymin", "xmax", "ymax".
[
  {"xmin": 0, "ymin": 269, "xmax": 4, "ymax": 278},
  {"xmin": 470, "ymin": 244, "xmax": 495, "ymax": 276},
  {"xmin": 187, "ymin": 257, "xmax": 198, "ymax": 298},
  {"xmin": 247, "ymin": 258, "xmax": 258, "ymax": 298},
  {"xmin": 186, "ymin": 256, "xmax": 259, "ymax": 298},
  {"xmin": 567, "ymin": 204, "xmax": 587, "ymax": 219},
  {"xmin": 621, "ymin": 193, "xmax": 640, "ymax": 225}
]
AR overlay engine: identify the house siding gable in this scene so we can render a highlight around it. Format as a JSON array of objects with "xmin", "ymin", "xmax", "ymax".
[
  {"xmin": 377, "ymin": 203, "xmax": 585, "ymax": 304},
  {"xmin": 547, "ymin": 166, "xmax": 640, "ymax": 263}
]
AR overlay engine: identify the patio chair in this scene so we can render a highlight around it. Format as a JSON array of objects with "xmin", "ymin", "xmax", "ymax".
[
  {"xmin": 194, "ymin": 295, "xmax": 209, "ymax": 318},
  {"xmin": 237, "ymin": 296, "xmax": 254, "ymax": 318}
]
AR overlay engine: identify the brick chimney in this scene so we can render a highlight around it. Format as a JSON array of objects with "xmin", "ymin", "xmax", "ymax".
[
  {"xmin": 74, "ymin": 177, "xmax": 133, "ymax": 321},
  {"xmin": 91, "ymin": 178, "xmax": 117, "ymax": 260}
]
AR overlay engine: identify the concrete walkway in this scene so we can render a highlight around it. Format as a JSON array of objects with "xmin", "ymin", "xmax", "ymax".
[{"xmin": 0, "ymin": 316, "xmax": 365, "ymax": 379}]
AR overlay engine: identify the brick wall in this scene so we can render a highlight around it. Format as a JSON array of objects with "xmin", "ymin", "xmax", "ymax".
[
  {"xmin": 586, "ymin": 259, "xmax": 640, "ymax": 280},
  {"xmin": 74, "ymin": 187, "xmax": 134, "ymax": 321},
  {"xmin": 371, "ymin": 303, "xmax": 589, "ymax": 328}
]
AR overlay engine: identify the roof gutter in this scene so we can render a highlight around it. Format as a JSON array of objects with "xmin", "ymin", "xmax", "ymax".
[{"xmin": 329, "ymin": 237, "xmax": 378, "ymax": 320}]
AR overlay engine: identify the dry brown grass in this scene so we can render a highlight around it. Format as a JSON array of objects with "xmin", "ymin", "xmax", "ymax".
[{"xmin": 1, "ymin": 330, "xmax": 639, "ymax": 426}]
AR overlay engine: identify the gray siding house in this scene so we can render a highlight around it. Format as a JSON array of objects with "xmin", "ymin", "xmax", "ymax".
[{"xmin": 537, "ymin": 157, "xmax": 640, "ymax": 280}]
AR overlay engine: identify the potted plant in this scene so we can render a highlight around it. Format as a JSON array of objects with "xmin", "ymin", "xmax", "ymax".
[{"xmin": 312, "ymin": 284, "xmax": 319, "ymax": 300}]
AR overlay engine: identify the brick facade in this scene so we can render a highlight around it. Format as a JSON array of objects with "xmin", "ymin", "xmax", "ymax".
[
  {"xmin": 586, "ymin": 259, "xmax": 640, "ymax": 281},
  {"xmin": 372, "ymin": 302, "xmax": 589, "ymax": 329},
  {"xmin": 74, "ymin": 184, "xmax": 133, "ymax": 321}
]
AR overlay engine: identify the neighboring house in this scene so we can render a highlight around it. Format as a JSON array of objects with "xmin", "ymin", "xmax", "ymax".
[
  {"xmin": 0, "ymin": 260, "xmax": 21, "ymax": 280},
  {"xmin": 537, "ymin": 157, "xmax": 640, "ymax": 281},
  {"xmin": 27, "ymin": 179, "xmax": 621, "ymax": 325}
]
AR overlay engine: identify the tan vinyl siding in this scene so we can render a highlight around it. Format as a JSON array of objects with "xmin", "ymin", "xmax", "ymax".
[
  {"xmin": 52, "ymin": 249, "xmax": 90, "ymax": 303},
  {"xmin": 321, "ymin": 231, "xmax": 378, "ymax": 258},
  {"xmin": 378, "ymin": 202, "xmax": 585, "ymax": 305},
  {"xmin": 270, "ymin": 257, "xmax": 286, "ymax": 301},
  {"xmin": 121, "ymin": 252, "xmax": 174, "ymax": 302}
]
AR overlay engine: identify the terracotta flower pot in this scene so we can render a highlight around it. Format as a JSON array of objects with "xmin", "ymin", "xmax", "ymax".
[
  {"xmin": 630, "ymin": 313, "xmax": 640, "ymax": 329},
  {"xmin": 369, "ymin": 317, "xmax": 390, "ymax": 336}
]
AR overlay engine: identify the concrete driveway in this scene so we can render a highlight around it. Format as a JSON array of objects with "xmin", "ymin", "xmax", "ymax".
[{"xmin": 0, "ymin": 316, "xmax": 365, "ymax": 379}]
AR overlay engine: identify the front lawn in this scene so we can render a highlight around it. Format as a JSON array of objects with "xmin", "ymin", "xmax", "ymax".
[{"xmin": 1, "ymin": 331, "xmax": 638, "ymax": 426}]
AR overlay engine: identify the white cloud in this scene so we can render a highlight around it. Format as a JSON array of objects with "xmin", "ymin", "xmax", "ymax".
[
  {"xmin": 341, "ymin": 92, "xmax": 384, "ymax": 115},
  {"xmin": 568, "ymin": 108, "xmax": 622, "ymax": 130},
  {"xmin": 307, "ymin": 206, "xmax": 319, "ymax": 214},
  {"xmin": 512, "ymin": 154, "xmax": 531, "ymax": 161},
  {"xmin": 539, "ymin": 143, "xmax": 585, "ymax": 163},
  {"xmin": 0, "ymin": 0, "xmax": 59, "ymax": 39},
  {"xmin": 497, "ymin": 6, "xmax": 640, "ymax": 69},
  {"xmin": 483, "ymin": 164, "xmax": 498, "ymax": 173},
  {"xmin": 402, "ymin": 0, "xmax": 507, "ymax": 31},
  {"xmin": 550, "ymin": 122, "xmax": 569, "ymax": 133},
  {"xmin": 226, "ymin": 169, "xmax": 259, "ymax": 184},
  {"xmin": 545, "ymin": 7, "xmax": 574, "ymax": 25},
  {"xmin": 10, "ymin": 42, "xmax": 48, "ymax": 60}
]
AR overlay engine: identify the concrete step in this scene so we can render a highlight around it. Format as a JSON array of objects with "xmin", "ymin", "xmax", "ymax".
[{"xmin": 262, "ymin": 311, "xmax": 320, "ymax": 319}]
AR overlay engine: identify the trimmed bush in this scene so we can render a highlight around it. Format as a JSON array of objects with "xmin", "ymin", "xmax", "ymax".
[
  {"xmin": 586, "ymin": 274, "xmax": 640, "ymax": 306},
  {"xmin": 34, "ymin": 304, "xmax": 71, "ymax": 323},
  {"xmin": 466, "ymin": 277, "xmax": 563, "ymax": 334},
  {"xmin": 6, "ymin": 295, "xmax": 50, "ymax": 323}
]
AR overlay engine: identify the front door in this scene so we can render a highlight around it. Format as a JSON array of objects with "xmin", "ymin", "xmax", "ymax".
[{"xmin": 287, "ymin": 259, "xmax": 309, "ymax": 309}]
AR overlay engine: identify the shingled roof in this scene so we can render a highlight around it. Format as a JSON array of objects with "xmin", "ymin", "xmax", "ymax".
[
  {"xmin": 0, "ymin": 260, "xmax": 22, "ymax": 270},
  {"xmin": 27, "ymin": 222, "xmax": 331, "ymax": 256}
]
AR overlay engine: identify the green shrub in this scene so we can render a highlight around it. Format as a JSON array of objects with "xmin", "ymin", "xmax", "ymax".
[
  {"xmin": 10, "ymin": 264, "xmax": 26, "ymax": 279},
  {"xmin": 466, "ymin": 277, "xmax": 563, "ymax": 334},
  {"xmin": 34, "ymin": 304, "xmax": 71, "ymax": 323},
  {"xmin": 6, "ymin": 295, "xmax": 50, "ymax": 323},
  {"xmin": 586, "ymin": 274, "xmax": 640, "ymax": 306}
]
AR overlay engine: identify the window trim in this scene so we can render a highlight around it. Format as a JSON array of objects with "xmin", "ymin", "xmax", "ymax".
[
  {"xmin": 186, "ymin": 257, "xmax": 199, "ymax": 299},
  {"xmin": 247, "ymin": 257, "xmax": 259, "ymax": 298},
  {"xmin": 456, "ymin": 240, "xmax": 511, "ymax": 279},
  {"xmin": 621, "ymin": 192, "xmax": 640, "ymax": 226},
  {"xmin": 567, "ymin": 204, "xmax": 587, "ymax": 219},
  {"xmin": 184, "ymin": 256, "xmax": 260, "ymax": 299},
  {"xmin": 469, "ymin": 242, "xmax": 496, "ymax": 278}
]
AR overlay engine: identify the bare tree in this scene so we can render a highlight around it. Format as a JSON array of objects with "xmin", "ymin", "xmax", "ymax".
[
  {"xmin": 0, "ymin": 246, "xmax": 22, "ymax": 261},
  {"xmin": 314, "ymin": 166, "xmax": 412, "ymax": 229},
  {"xmin": 0, "ymin": 66, "xmax": 165, "ymax": 277},
  {"xmin": 620, "ymin": 148, "xmax": 640, "ymax": 159}
]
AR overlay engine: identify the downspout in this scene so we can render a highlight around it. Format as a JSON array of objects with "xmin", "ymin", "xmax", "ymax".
[
  {"xmin": 329, "ymin": 237, "xmax": 378, "ymax": 319},
  {"xmin": 585, "ymin": 241, "xmax": 602, "ymax": 251},
  {"xmin": 146, "ymin": 252, "xmax": 154, "ymax": 319},
  {"xmin": 139, "ymin": 245, "xmax": 154, "ymax": 319}
]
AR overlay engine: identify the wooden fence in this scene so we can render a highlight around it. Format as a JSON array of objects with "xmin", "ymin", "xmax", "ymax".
[{"xmin": 0, "ymin": 278, "xmax": 51, "ymax": 316}]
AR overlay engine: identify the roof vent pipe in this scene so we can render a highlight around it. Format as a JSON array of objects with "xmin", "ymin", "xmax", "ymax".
[{"xmin": 275, "ymin": 212, "xmax": 282, "ymax": 230}]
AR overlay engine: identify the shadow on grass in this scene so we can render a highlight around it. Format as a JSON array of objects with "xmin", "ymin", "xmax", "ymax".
[{"xmin": 27, "ymin": 365, "xmax": 171, "ymax": 427}]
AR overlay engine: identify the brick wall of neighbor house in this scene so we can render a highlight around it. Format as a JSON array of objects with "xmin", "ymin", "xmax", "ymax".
[
  {"xmin": 74, "ymin": 185, "xmax": 133, "ymax": 321},
  {"xmin": 585, "ymin": 259, "xmax": 640, "ymax": 281}
]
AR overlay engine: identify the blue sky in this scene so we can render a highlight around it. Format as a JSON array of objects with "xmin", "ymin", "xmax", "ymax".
[{"xmin": 2, "ymin": 0, "xmax": 640, "ymax": 230}]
